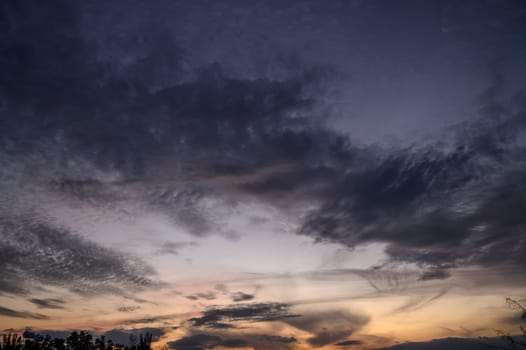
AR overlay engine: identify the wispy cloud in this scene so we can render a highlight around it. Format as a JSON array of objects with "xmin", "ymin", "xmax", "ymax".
[
  {"xmin": 189, "ymin": 303, "xmax": 296, "ymax": 329},
  {"xmin": 230, "ymin": 292, "xmax": 254, "ymax": 302},
  {"xmin": 28, "ymin": 298, "xmax": 66, "ymax": 310},
  {"xmin": 0, "ymin": 306, "xmax": 49, "ymax": 320}
]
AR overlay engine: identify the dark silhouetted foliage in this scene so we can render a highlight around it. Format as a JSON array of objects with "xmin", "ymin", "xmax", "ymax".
[
  {"xmin": 1, "ymin": 332, "xmax": 152, "ymax": 350},
  {"xmin": 490, "ymin": 298, "xmax": 526, "ymax": 350},
  {"xmin": 1, "ymin": 334, "xmax": 23, "ymax": 350}
]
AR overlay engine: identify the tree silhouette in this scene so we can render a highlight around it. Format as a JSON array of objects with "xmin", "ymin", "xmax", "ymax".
[
  {"xmin": 0, "ymin": 334, "xmax": 23, "ymax": 350},
  {"xmin": 0, "ymin": 331, "xmax": 152, "ymax": 350},
  {"xmin": 492, "ymin": 298, "xmax": 526, "ymax": 350},
  {"xmin": 135, "ymin": 333, "xmax": 152, "ymax": 350},
  {"xmin": 128, "ymin": 333, "xmax": 152, "ymax": 350}
]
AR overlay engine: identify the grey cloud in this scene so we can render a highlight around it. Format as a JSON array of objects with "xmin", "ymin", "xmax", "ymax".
[
  {"xmin": 389, "ymin": 289, "xmax": 449, "ymax": 315},
  {"xmin": 335, "ymin": 340, "xmax": 363, "ymax": 347},
  {"xmin": 123, "ymin": 317, "xmax": 170, "ymax": 326},
  {"xmin": 349, "ymin": 269, "xmax": 423, "ymax": 294},
  {"xmin": 214, "ymin": 284, "xmax": 228, "ymax": 293},
  {"xmin": 168, "ymin": 333, "xmax": 297, "ymax": 350},
  {"xmin": 283, "ymin": 309, "xmax": 369, "ymax": 347},
  {"xmin": 117, "ymin": 306, "xmax": 141, "ymax": 313},
  {"xmin": 230, "ymin": 292, "xmax": 254, "ymax": 302},
  {"xmin": 185, "ymin": 292, "xmax": 217, "ymax": 301},
  {"xmin": 0, "ymin": 218, "xmax": 158, "ymax": 296},
  {"xmin": 300, "ymin": 103, "xmax": 526, "ymax": 276},
  {"xmin": 263, "ymin": 335, "xmax": 297, "ymax": 344},
  {"xmin": 0, "ymin": 306, "xmax": 49, "ymax": 320},
  {"xmin": 2, "ymin": 0, "xmax": 319, "ymax": 161},
  {"xmin": 190, "ymin": 303, "xmax": 296, "ymax": 329},
  {"xmin": 28, "ymin": 298, "xmax": 66, "ymax": 310},
  {"xmin": 420, "ymin": 269, "xmax": 451, "ymax": 281},
  {"xmin": 157, "ymin": 241, "xmax": 197, "ymax": 256},
  {"xmin": 0, "ymin": 0, "xmax": 351, "ymax": 243}
]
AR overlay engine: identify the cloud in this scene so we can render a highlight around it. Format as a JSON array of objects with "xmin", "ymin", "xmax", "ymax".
[
  {"xmin": 335, "ymin": 340, "xmax": 363, "ymax": 347},
  {"xmin": 156, "ymin": 241, "xmax": 197, "ymax": 256},
  {"xmin": 419, "ymin": 269, "xmax": 451, "ymax": 281},
  {"xmin": 185, "ymin": 292, "xmax": 217, "ymax": 301},
  {"xmin": 123, "ymin": 316, "xmax": 173, "ymax": 326},
  {"xmin": 389, "ymin": 288, "xmax": 449, "ymax": 315},
  {"xmin": 117, "ymin": 306, "xmax": 141, "ymax": 313},
  {"xmin": 0, "ymin": 218, "xmax": 158, "ymax": 296},
  {"xmin": 168, "ymin": 333, "xmax": 297, "ymax": 350},
  {"xmin": 283, "ymin": 309, "xmax": 370, "ymax": 347},
  {"xmin": 179, "ymin": 307, "xmax": 368, "ymax": 349},
  {"xmin": 189, "ymin": 303, "xmax": 296, "ymax": 329},
  {"xmin": 0, "ymin": 0, "xmax": 347, "ymax": 244},
  {"xmin": 28, "ymin": 298, "xmax": 66, "ymax": 310},
  {"xmin": 300, "ymin": 103, "xmax": 526, "ymax": 277},
  {"xmin": 230, "ymin": 292, "xmax": 254, "ymax": 302},
  {"xmin": 214, "ymin": 284, "xmax": 228, "ymax": 293},
  {"xmin": 263, "ymin": 335, "xmax": 297, "ymax": 344},
  {"xmin": 0, "ymin": 306, "xmax": 49, "ymax": 320}
]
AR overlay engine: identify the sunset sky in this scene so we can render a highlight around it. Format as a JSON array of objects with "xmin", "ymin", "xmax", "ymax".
[{"xmin": 1, "ymin": 1, "xmax": 526, "ymax": 349}]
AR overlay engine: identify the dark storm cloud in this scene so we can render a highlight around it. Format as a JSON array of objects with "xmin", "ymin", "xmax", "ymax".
[
  {"xmin": 28, "ymin": 298, "xmax": 66, "ymax": 310},
  {"xmin": 189, "ymin": 303, "xmax": 296, "ymax": 329},
  {"xmin": 0, "ymin": 218, "xmax": 158, "ymax": 296},
  {"xmin": 1, "ymin": 0, "xmax": 316, "ymax": 156},
  {"xmin": 263, "ymin": 335, "xmax": 297, "ymax": 344},
  {"xmin": 300, "ymin": 97, "xmax": 526, "ymax": 275},
  {"xmin": 0, "ymin": 0, "xmax": 327, "ymax": 176},
  {"xmin": 0, "ymin": 306, "xmax": 49, "ymax": 320},
  {"xmin": 0, "ymin": 0, "xmax": 355, "ymax": 243}
]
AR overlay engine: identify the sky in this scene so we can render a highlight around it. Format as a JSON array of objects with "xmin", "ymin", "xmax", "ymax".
[{"xmin": 1, "ymin": 0, "xmax": 526, "ymax": 349}]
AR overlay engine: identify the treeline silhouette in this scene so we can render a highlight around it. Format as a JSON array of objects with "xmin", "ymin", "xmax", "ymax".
[{"xmin": 0, "ymin": 332, "xmax": 153, "ymax": 350}]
